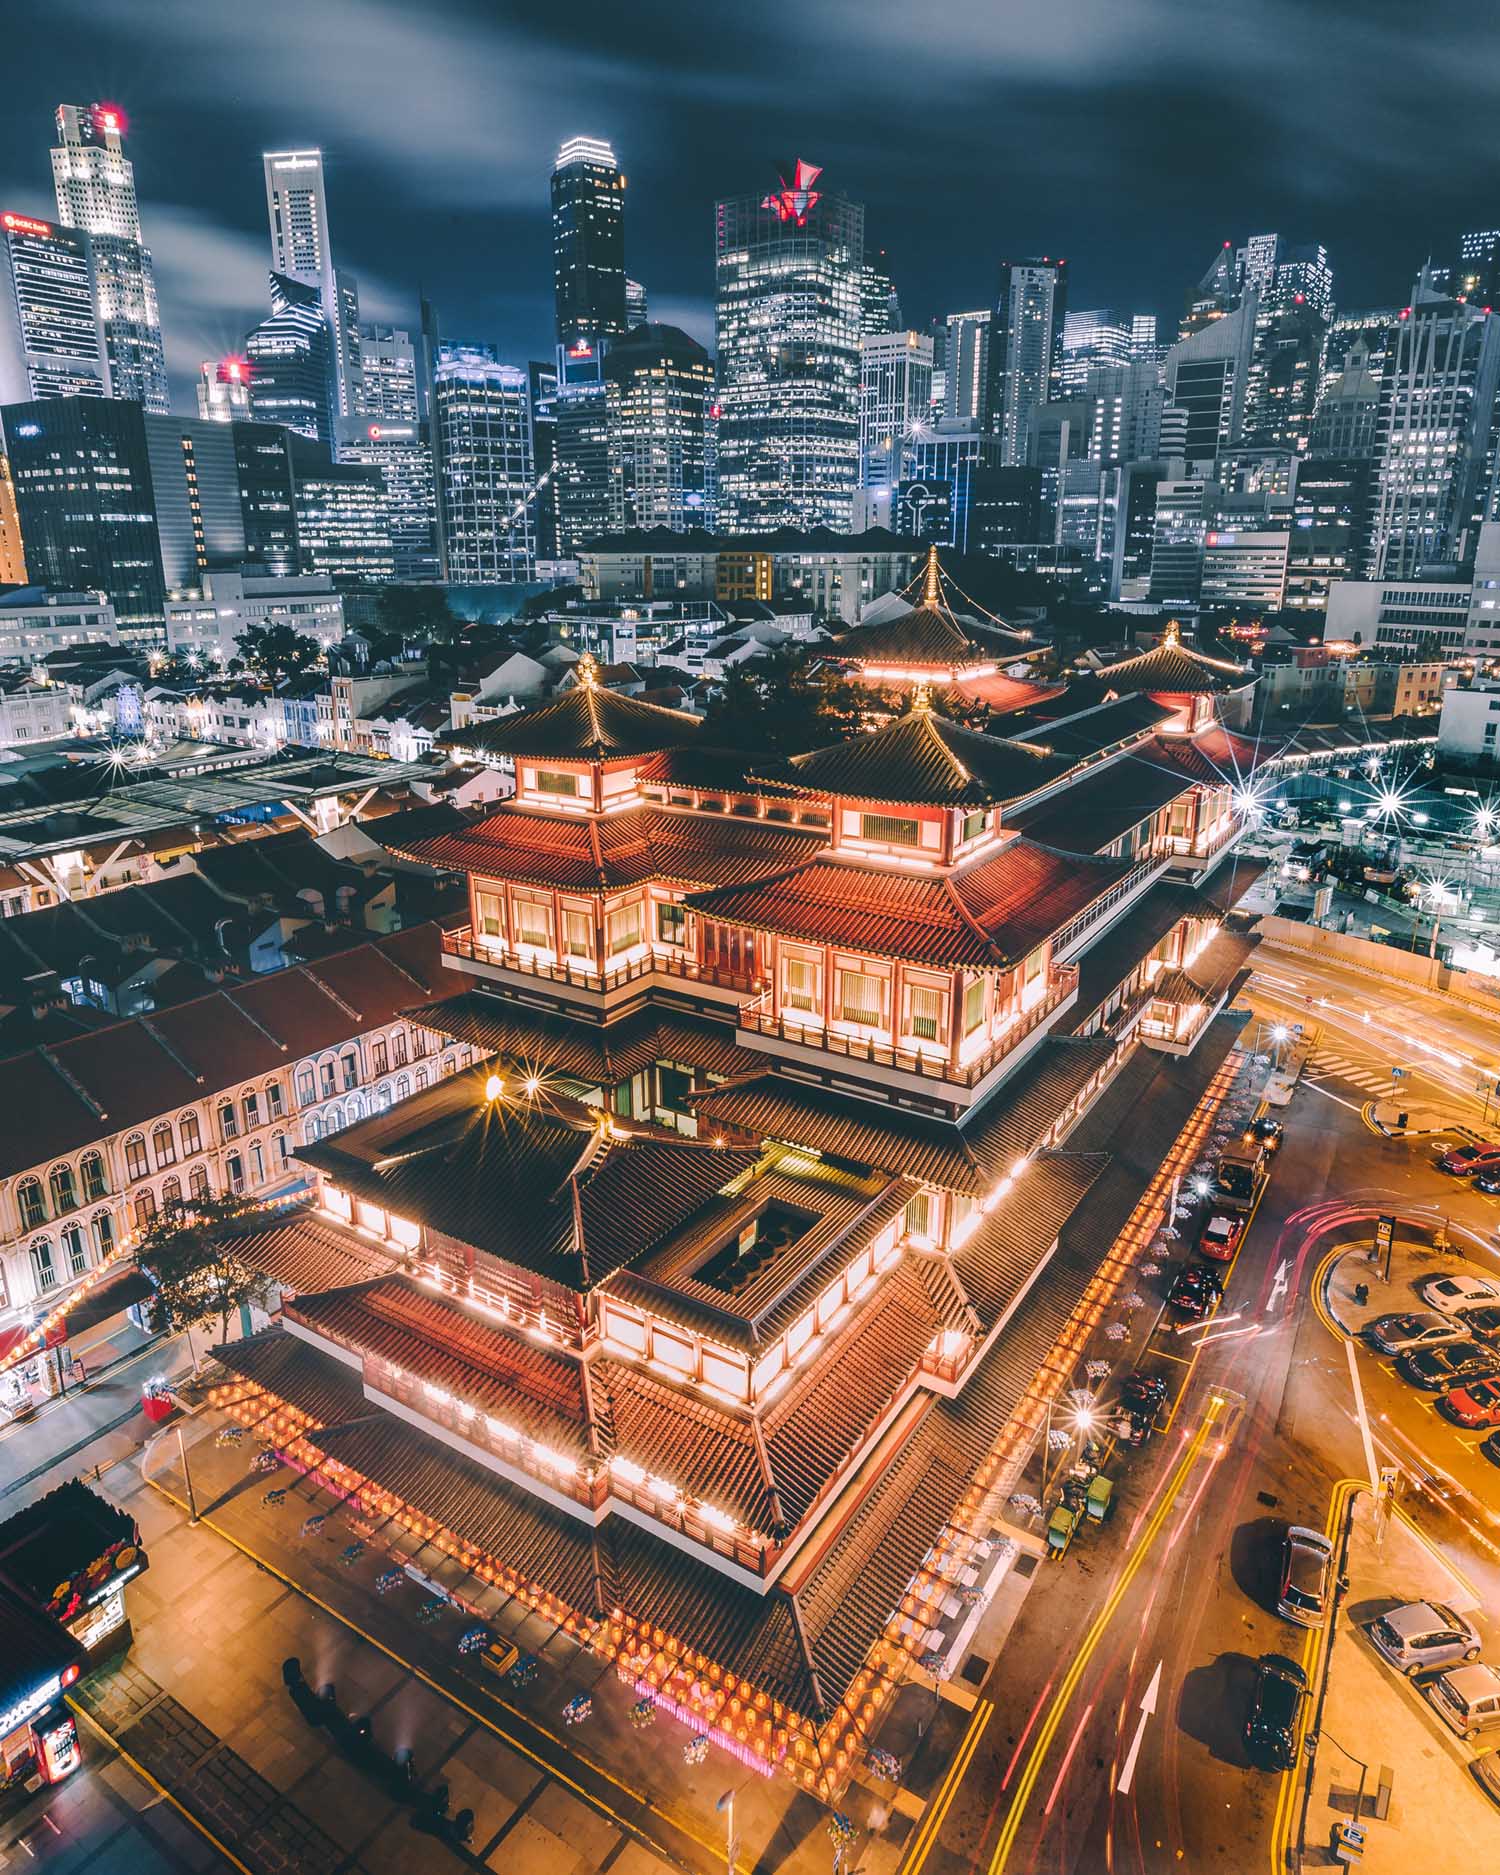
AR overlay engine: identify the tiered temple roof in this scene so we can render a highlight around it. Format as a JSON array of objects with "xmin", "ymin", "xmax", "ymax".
[{"xmin": 443, "ymin": 658, "xmax": 703, "ymax": 761}]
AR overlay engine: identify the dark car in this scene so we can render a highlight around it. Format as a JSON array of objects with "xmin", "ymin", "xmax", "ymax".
[
  {"xmin": 1398, "ymin": 1341, "xmax": 1500, "ymax": 1391},
  {"xmin": 1476, "ymin": 1170, "xmax": 1500, "ymax": 1196},
  {"xmin": 1462, "ymin": 1306, "xmax": 1500, "ymax": 1344},
  {"xmin": 1439, "ymin": 1377, "xmax": 1500, "ymax": 1428},
  {"xmin": 1169, "ymin": 1264, "xmax": 1224, "ymax": 1320},
  {"xmin": 1482, "ymin": 1431, "xmax": 1500, "ymax": 1468},
  {"xmin": 1246, "ymin": 1654, "xmax": 1308, "ymax": 1769},
  {"xmin": 1244, "ymin": 1115, "xmax": 1284, "ymax": 1156}
]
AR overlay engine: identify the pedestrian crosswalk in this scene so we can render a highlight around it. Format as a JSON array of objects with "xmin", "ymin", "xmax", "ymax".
[{"xmin": 1304, "ymin": 1048, "xmax": 1406, "ymax": 1095}]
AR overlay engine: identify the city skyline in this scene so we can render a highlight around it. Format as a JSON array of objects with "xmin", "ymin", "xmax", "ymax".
[{"xmin": 7, "ymin": 0, "xmax": 1500, "ymax": 412}]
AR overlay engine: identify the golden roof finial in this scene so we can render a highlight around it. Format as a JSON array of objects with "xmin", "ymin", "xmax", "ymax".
[
  {"xmin": 576, "ymin": 650, "xmax": 600, "ymax": 688},
  {"xmin": 922, "ymin": 544, "xmax": 941, "ymax": 609},
  {"xmin": 1163, "ymin": 619, "xmax": 1181, "ymax": 649},
  {"xmin": 911, "ymin": 681, "xmax": 933, "ymax": 714}
]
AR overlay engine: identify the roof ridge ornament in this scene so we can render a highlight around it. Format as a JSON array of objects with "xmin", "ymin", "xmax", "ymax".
[
  {"xmin": 576, "ymin": 651, "xmax": 600, "ymax": 688},
  {"xmin": 922, "ymin": 545, "xmax": 941, "ymax": 609},
  {"xmin": 911, "ymin": 681, "xmax": 933, "ymax": 715}
]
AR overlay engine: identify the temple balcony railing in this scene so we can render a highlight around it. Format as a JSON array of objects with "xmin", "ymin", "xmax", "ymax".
[
  {"xmin": 439, "ymin": 926, "xmax": 756, "ymax": 1003},
  {"xmin": 737, "ymin": 962, "xmax": 1078, "ymax": 1093}
]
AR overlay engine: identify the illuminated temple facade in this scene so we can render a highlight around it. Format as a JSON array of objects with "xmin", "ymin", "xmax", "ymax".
[{"xmin": 211, "ymin": 625, "xmax": 1260, "ymax": 1791}]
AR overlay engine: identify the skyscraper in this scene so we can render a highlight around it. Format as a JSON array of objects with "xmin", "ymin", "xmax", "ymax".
[
  {"xmin": 1058, "ymin": 309, "xmax": 1133, "ymax": 391},
  {"xmin": 552, "ymin": 378, "xmax": 613, "ymax": 558},
  {"xmin": 989, "ymin": 259, "xmax": 1067, "ymax": 466},
  {"xmin": 1368, "ymin": 280, "xmax": 1500, "ymax": 577},
  {"xmin": 625, "ymin": 279, "xmax": 649, "ymax": 330},
  {"xmin": 429, "ymin": 347, "xmax": 535, "ymax": 583},
  {"xmin": 1163, "ymin": 292, "xmax": 1258, "ymax": 463},
  {"xmin": 50, "ymin": 104, "xmax": 169, "ymax": 413},
  {"xmin": 1457, "ymin": 230, "xmax": 1500, "ymax": 306},
  {"xmin": 0, "ymin": 455, "xmax": 25, "ymax": 584},
  {"xmin": 0, "ymin": 211, "xmax": 109, "ymax": 404},
  {"xmin": 262, "ymin": 150, "xmax": 361, "ymax": 417},
  {"xmin": 604, "ymin": 322, "xmax": 716, "ymax": 532},
  {"xmin": 335, "ymin": 415, "xmax": 438, "ymax": 582},
  {"xmin": 357, "ymin": 325, "xmax": 421, "ymax": 422},
  {"xmin": 244, "ymin": 274, "xmax": 336, "ymax": 445},
  {"xmin": 551, "ymin": 137, "xmax": 627, "ymax": 350},
  {"xmin": 859, "ymin": 330, "xmax": 933, "ymax": 514},
  {"xmin": 860, "ymin": 252, "xmax": 900, "ymax": 335},
  {"xmin": 196, "ymin": 355, "xmax": 252, "ymax": 422},
  {"xmin": 943, "ymin": 310, "xmax": 991, "ymax": 427},
  {"xmin": 715, "ymin": 159, "xmax": 864, "ymax": 532}
]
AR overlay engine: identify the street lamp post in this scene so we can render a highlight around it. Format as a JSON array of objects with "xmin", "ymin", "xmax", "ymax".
[{"xmin": 176, "ymin": 1422, "xmax": 199, "ymax": 1526}]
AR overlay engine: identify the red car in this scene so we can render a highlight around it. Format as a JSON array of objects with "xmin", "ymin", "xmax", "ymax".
[
  {"xmin": 1199, "ymin": 1210, "xmax": 1246, "ymax": 1262},
  {"xmin": 1440, "ymin": 1377, "xmax": 1500, "ymax": 1428},
  {"xmin": 1436, "ymin": 1142, "xmax": 1500, "ymax": 1176}
]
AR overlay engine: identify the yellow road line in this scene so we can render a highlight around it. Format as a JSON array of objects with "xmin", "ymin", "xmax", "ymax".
[
  {"xmin": 987, "ymin": 1400, "xmax": 1223, "ymax": 1874},
  {"xmin": 897, "ymin": 1696, "xmax": 994, "ymax": 1875},
  {"xmin": 68, "ymin": 1698, "xmax": 256, "ymax": 1875},
  {"xmin": 145, "ymin": 1478, "xmax": 718, "ymax": 1875},
  {"xmin": 1267, "ymin": 1477, "xmax": 1366, "ymax": 1875},
  {"xmin": 1161, "ymin": 1175, "xmax": 1266, "ymax": 1434}
]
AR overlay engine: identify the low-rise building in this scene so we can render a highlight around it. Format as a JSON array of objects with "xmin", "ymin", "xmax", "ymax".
[
  {"xmin": 163, "ymin": 571, "xmax": 345, "ymax": 667},
  {"xmin": 0, "ymin": 677, "xmax": 74, "ymax": 748},
  {"xmin": 1325, "ymin": 573, "xmax": 1474, "ymax": 653},
  {"xmin": 0, "ymin": 589, "xmax": 119, "ymax": 664},
  {"xmin": 1438, "ymin": 678, "xmax": 1500, "ymax": 764}
]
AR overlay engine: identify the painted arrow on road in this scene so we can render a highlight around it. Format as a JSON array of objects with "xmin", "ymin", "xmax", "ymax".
[
  {"xmin": 1266, "ymin": 1258, "xmax": 1289, "ymax": 1313},
  {"xmin": 1115, "ymin": 1660, "xmax": 1162, "ymax": 1796}
]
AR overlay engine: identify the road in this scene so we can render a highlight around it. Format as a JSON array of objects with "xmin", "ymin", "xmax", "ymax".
[{"xmin": 906, "ymin": 951, "xmax": 1500, "ymax": 1875}]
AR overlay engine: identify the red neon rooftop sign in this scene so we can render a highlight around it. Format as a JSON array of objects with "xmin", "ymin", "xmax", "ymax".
[
  {"xmin": 763, "ymin": 159, "xmax": 822, "ymax": 226},
  {"xmin": 2, "ymin": 212, "xmax": 53, "ymax": 238}
]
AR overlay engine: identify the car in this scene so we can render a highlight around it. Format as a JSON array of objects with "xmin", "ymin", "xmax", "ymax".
[
  {"xmin": 1168, "ymin": 1263, "xmax": 1224, "ymax": 1319},
  {"xmin": 1418, "ymin": 1273, "xmax": 1500, "ymax": 1316},
  {"xmin": 1462, "ymin": 1305, "xmax": 1500, "ymax": 1343},
  {"xmin": 1277, "ymin": 1525, "xmax": 1335, "ymax": 1627},
  {"xmin": 1362, "ymin": 1311, "xmax": 1468, "ymax": 1355},
  {"xmin": 1399, "ymin": 1341, "xmax": 1500, "ymax": 1390},
  {"xmin": 1199, "ymin": 1210, "xmax": 1245, "ymax": 1262},
  {"xmin": 1482, "ymin": 1430, "xmax": 1500, "ymax": 1468},
  {"xmin": 1475, "ymin": 1748, "xmax": 1500, "ymax": 1808},
  {"xmin": 1412, "ymin": 1340, "xmax": 1500, "ymax": 1390},
  {"xmin": 1422, "ymin": 1663, "xmax": 1500, "ymax": 1739},
  {"xmin": 1245, "ymin": 1654, "xmax": 1307, "ymax": 1769},
  {"xmin": 1476, "ymin": 1169, "xmax": 1500, "ymax": 1196},
  {"xmin": 1367, "ymin": 1601, "xmax": 1482, "ymax": 1675},
  {"xmin": 1436, "ymin": 1142, "xmax": 1500, "ymax": 1175},
  {"xmin": 1439, "ymin": 1377, "xmax": 1500, "ymax": 1428},
  {"xmin": 1244, "ymin": 1115, "xmax": 1284, "ymax": 1156}
]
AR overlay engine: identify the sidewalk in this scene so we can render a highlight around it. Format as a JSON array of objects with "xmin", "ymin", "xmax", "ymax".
[
  {"xmin": 1301, "ymin": 1495, "xmax": 1495, "ymax": 1871},
  {"xmin": 1324, "ymin": 1237, "xmax": 1480, "ymax": 1337},
  {"xmin": 1366, "ymin": 1099, "xmax": 1473, "ymax": 1140}
]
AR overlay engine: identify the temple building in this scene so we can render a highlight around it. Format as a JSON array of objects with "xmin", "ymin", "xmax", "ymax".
[{"xmin": 202, "ymin": 648, "xmax": 1259, "ymax": 1794}]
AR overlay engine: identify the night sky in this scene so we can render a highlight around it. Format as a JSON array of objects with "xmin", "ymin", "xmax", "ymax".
[{"xmin": 7, "ymin": 0, "xmax": 1500, "ymax": 412}]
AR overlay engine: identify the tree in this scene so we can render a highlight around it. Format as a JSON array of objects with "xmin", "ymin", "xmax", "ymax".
[
  {"xmin": 133, "ymin": 1195, "xmax": 273, "ymax": 1349},
  {"xmin": 374, "ymin": 584, "xmax": 461, "ymax": 642},
  {"xmin": 235, "ymin": 622, "xmax": 323, "ymax": 686}
]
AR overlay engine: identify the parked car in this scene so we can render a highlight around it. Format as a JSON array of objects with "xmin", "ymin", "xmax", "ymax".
[
  {"xmin": 1481, "ymin": 1430, "xmax": 1500, "ymax": 1468},
  {"xmin": 1199, "ymin": 1210, "xmax": 1245, "ymax": 1262},
  {"xmin": 1462, "ymin": 1305, "xmax": 1500, "ymax": 1343},
  {"xmin": 1244, "ymin": 1115, "xmax": 1284, "ymax": 1156},
  {"xmin": 1475, "ymin": 1169, "xmax": 1500, "ymax": 1196},
  {"xmin": 1168, "ymin": 1263, "xmax": 1224, "ymax": 1320},
  {"xmin": 1245, "ymin": 1654, "xmax": 1308, "ymax": 1768},
  {"xmin": 1367, "ymin": 1601, "xmax": 1481, "ymax": 1675},
  {"xmin": 1399, "ymin": 1342, "xmax": 1500, "ymax": 1390},
  {"xmin": 1277, "ymin": 1525, "xmax": 1335, "ymax": 1627},
  {"xmin": 1423, "ymin": 1664, "xmax": 1500, "ymax": 1739},
  {"xmin": 1363, "ymin": 1311, "xmax": 1468, "ymax": 1355},
  {"xmin": 1474, "ymin": 1748, "xmax": 1500, "ymax": 1808},
  {"xmin": 1435, "ymin": 1143, "xmax": 1500, "ymax": 1176},
  {"xmin": 1419, "ymin": 1273, "xmax": 1500, "ymax": 1316},
  {"xmin": 1439, "ymin": 1377, "xmax": 1500, "ymax": 1428}
]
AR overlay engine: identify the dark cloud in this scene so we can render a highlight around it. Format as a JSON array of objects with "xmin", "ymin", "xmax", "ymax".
[{"xmin": 5, "ymin": 0, "xmax": 1500, "ymax": 411}]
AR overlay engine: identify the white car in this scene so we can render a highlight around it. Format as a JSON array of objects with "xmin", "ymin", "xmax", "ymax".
[{"xmin": 1419, "ymin": 1274, "xmax": 1500, "ymax": 1317}]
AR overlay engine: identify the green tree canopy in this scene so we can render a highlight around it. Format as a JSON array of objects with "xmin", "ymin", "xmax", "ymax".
[
  {"xmin": 132, "ymin": 1195, "xmax": 274, "ymax": 1348},
  {"xmin": 234, "ymin": 622, "xmax": 323, "ymax": 687},
  {"xmin": 375, "ymin": 585, "xmax": 462, "ymax": 642}
]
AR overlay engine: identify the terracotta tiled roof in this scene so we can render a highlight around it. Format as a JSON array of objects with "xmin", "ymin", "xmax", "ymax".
[
  {"xmin": 211, "ymin": 1326, "xmax": 370, "ymax": 1430},
  {"xmin": 388, "ymin": 804, "xmax": 822, "ymax": 893},
  {"xmin": 1005, "ymin": 752, "xmax": 1198, "ymax": 853},
  {"xmin": 1092, "ymin": 636, "xmax": 1251, "ymax": 696},
  {"xmin": 598, "ymin": 1365, "xmax": 777, "ymax": 1532},
  {"xmin": 296, "ymin": 1070, "xmax": 758, "ymax": 1289},
  {"xmin": 832, "ymin": 605, "xmax": 1031, "ymax": 670},
  {"xmin": 1005, "ymin": 693, "xmax": 1179, "ymax": 756},
  {"xmin": 442, "ymin": 682, "xmax": 702, "ymax": 761},
  {"xmin": 768, "ymin": 709, "xmax": 1068, "ymax": 808},
  {"xmin": 224, "ymin": 1210, "xmax": 398, "ymax": 1294},
  {"xmin": 951, "ymin": 1150, "xmax": 1109, "ymax": 1329},
  {"xmin": 408, "ymin": 993, "xmax": 761, "ymax": 1086},
  {"xmin": 0, "ymin": 923, "xmax": 446, "ymax": 1180},
  {"xmin": 689, "ymin": 842, "xmax": 1134, "ymax": 969},
  {"xmin": 1144, "ymin": 728, "xmax": 1261, "ymax": 783},
  {"xmin": 691, "ymin": 1039, "xmax": 1117, "ymax": 1192}
]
